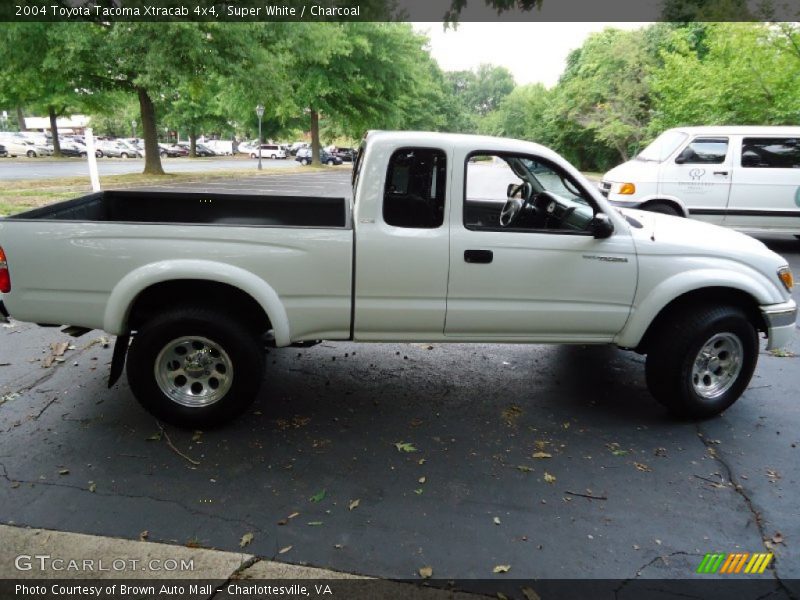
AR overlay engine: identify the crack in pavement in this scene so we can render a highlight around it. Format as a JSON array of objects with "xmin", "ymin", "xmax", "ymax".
[
  {"xmin": 613, "ymin": 551, "xmax": 701, "ymax": 599},
  {"xmin": 695, "ymin": 424, "xmax": 798, "ymax": 600},
  {"xmin": 0, "ymin": 461, "xmax": 269, "ymax": 538},
  {"xmin": 207, "ymin": 556, "xmax": 262, "ymax": 600}
]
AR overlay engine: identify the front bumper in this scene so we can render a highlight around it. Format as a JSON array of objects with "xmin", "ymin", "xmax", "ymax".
[{"xmin": 761, "ymin": 300, "xmax": 797, "ymax": 350}]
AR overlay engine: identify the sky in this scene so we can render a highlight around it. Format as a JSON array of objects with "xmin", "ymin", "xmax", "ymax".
[{"xmin": 412, "ymin": 22, "xmax": 649, "ymax": 88}]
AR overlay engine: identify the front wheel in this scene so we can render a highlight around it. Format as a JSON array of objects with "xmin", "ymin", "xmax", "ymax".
[
  {"xmin": 126, "ymin": 307, "xmax": 265, "ymax": 428},
  {"xmin": 644, "ymin": 202, "xmax": 681, "ymax": 216},
  {"xmin": 301, "ymin": 158, "xmax": 309, "ymax": 166},
  {"xmin": 120, "ymin": 152, "xmax": 129, "ymax": 159},
  {"xmin": 26, "ymin": 150, "xmax": 36, "ymax": 158},
  {"xmin": 327, "ymin": 159, "xmax": 334, "ymax": 165},
  {"xmin": 645, "ymin": 305, "xmax": 758, "ymax": 418}
]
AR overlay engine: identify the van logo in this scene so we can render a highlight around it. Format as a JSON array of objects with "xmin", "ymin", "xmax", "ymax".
[{"xmin": 689, "ymin": 168, "xmax": 706, "ymax": 181}]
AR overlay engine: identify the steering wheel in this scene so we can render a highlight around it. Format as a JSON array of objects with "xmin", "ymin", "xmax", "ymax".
[{"xmin": 499, "ymin": 182, "xmax": 533, "ymax": 227}]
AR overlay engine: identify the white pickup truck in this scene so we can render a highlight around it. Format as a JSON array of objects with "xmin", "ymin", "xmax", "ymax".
[{"xmin": 0, "ymin": 132, "xmax": 795, "ymax": 428}]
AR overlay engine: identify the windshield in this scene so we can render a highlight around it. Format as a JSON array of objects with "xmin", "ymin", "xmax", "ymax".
[{"xmin": 637, "ymin": 130, "xmax": 688, "ymax": 162}]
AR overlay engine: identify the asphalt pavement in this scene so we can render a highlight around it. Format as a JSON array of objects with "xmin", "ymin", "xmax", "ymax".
[{"xmin": 0, "ymin": 172, "xmax": 798, "ymax": 597}]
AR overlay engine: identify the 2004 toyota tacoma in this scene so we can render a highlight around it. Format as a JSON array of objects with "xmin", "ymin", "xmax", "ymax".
[{"xmin": 0, "ymin": 131, "xmax": 796, "ymax": 428}]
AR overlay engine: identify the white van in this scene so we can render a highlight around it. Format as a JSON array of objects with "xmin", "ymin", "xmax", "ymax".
[
  {"xmin": 601, "ymin": 126, "xmax": 800, "ymax": 235},
  {"xmin": 249, "ymin": 144, "xmax": 286, "ymax": 159}
]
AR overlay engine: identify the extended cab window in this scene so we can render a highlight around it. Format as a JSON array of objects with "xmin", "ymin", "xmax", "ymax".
[
  {"xmin": 383, "ymin": 148, "xmax": 446, "ymax": 229},
  {"xmin": 675, "ymin": 138, "xmax": 728, "ymax": 164},
  {"xmin": 741, "ymin": 137, "xmax": 800, "ymax": 168},
  {"xmin": 464, "ymin": 153, "xmax": 595, "ymax": 233}
]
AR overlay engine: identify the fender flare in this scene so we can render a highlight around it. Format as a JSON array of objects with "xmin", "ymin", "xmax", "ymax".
[
  {"xmin": 615, "ymin": 268, "xmax": 777, "ymax": 348},
  {"xmin": 102, "ymin": 259, "xmax": 291, "ymax": 346}
]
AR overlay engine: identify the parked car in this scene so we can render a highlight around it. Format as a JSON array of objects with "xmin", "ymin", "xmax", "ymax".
[
  {"xmin": 175, "ymin": 142, "xmax": 215, "ymax": 157},
  {"xmin": 295, "ymin": 148, "xmax": 342, "ymax": 166},
  {"xmin": 601, "ymin": 126, "xmax": 800, "ymax": 236},
  {"xmin": 0, "ymin": 144, "xmax": 7, "ymax": 158},
  {"xmin": 0, "ymin": 134, "xmax": 52, "ymax": 157},
  {"xmin": 204, "ymin": 140, "xmax": 234, "ymax": 155},
  {"xmin": 289, "ymin": 141, "xmax": 308, "ymax": 155},
  {"xmin": 249, "ymin": 144, "xmax": 286, "ymax": 159},
  {"xmin": 1, "ymin": 131, "xmax": 794, "ymax": 428},
  {"xmin": 96, "ymin": 140, "xmax": 141, "ymax": 159},
  {"xmin": 332, "ymin": 147, "xmax": 357, "ymax": 162}
]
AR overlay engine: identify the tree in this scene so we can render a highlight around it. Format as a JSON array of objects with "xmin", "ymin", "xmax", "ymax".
[
  {"xmin": 57, "ymin": 22, "xmax": 271, "ymax": 174},
  {"xmin": 285, "ymin": 23, "xmax": 452, "ymax": 165}
]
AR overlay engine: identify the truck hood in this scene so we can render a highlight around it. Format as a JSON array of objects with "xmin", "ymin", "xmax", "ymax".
[
  {"xmin": 619, "ymin": 207, "xmax": 791, "ymax": 298},
  {"xmin": 603, "ymin": 159, "xmax": 659, "ymax": 182}
]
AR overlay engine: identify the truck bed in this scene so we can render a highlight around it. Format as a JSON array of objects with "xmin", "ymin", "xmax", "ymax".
[{"xmin": 8, "ymin": 190, "xmax": 350, "ymax": 229}]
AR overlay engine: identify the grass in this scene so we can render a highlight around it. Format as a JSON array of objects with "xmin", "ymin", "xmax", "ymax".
[{"xmin": 0, "ymin": 165, "xmax": 329, "ymax": 217}]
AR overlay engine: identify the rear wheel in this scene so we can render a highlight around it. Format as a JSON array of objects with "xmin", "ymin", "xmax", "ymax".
[
  {"xmin": 120, "ymin": 152, "xmax": 129, "ymax": 159},
  {"xmin": 127, "ymin": 307, "xmax": 265, "ymax": 428},
  {"xmin": 327, "ymin": 159, "xmax": 334, "ymax": 165},
  {"xmin": 645, "ymin": 305, "xmax": 758, "ymax": 418},
  {"xmin": 644, "ymin": 202, "xmax": 681, "ymax": 216},
  {"xmin": 301, "ymin": 158, "xmax": 309, "ymax": 166},
  {"xmin": 26, "ymin": 150, "xmax": 36, "ymax": 158},
  {"xmin": 79, "ymin": 152, "xmax": 87, "ymax": 158}
]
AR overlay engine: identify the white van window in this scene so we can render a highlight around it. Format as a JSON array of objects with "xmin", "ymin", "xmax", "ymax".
[
  {"xmin": 676, "ymin": 138, "xmax": 728, "ymax": 164},
  {"xmin": 637, "ymin": 130, "xmax": 688, "ymax": 162},
  {"xmin": 741, "ymin": 138, "xmax": 800, "ymax": 169}
]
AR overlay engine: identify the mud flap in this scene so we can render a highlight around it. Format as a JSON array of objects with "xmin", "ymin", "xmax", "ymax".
[{"xmin": 108, "ymin": 334, "xmax": 131, "ymax": 388}]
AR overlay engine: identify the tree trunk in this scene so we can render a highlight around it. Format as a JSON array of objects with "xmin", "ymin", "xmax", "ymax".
[
  {"xmin": 137, "ymin": 87, "xmax": 165, "ymax": 175},
  {"xmin": 310, "ymin": 108, "xmax": 321, "ymax": 166},
  {"xmin": 189, "ymin": 130, "xmax": 197, "ymax": 158},
  {"xmin": 16, "ymin": 106, "xmax": 26, "ymax": 131},
  {"xmin": 48, "ymin": 106, "xmax": 62, "ymax": 157}
]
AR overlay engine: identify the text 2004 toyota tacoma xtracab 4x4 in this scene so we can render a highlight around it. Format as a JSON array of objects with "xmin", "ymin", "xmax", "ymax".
[{"xmin": 0, "ymin": 132, "xmax": 796, "ymax": 427}]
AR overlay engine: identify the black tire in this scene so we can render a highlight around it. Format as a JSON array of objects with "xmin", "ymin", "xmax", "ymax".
[
  {"xmin": 79, "ymin": 152, "xmax": 87, "ymax": 158},
  {"xmin": 160, "ymin": 151, "xmax": 167, "ymax": 157},
  {"xmin": 270, "ymin": 154, "xmax": 276, "ymax": 159},
  {"xmin": 327, "ymin": 159, "xmax": 334, "ymax": 165},
  {"xmin": 126, "ymin": 307, "xmax": 265, "ymax": 428},
  {"xmin": 644, "ymin": 202, "xmax": 681, "ymax": 216},
  {"xmin": 645, "ymin": 305, "xmax": 758, "ymax": 419},
  {"xmin": 96, "ymin": 151, "xmax": 103, "ymax": 158},
  {"xmin": 120, "ymin": 152, "xmax": 128, "ymax": 159},
  {"xmin": 26, "ymin": 150, "xmax": 36, "ymax": 158},
  {"xmin": 301, "ymin": 158, "xmax": 309, "ymax": 166}
]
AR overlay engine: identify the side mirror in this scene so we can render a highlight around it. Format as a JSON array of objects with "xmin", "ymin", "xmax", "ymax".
[
  {"xmin": 674, "ymin": 154, "xmax": 686, "ymax": 164},
  {"xmin": 590, "ymin": 213, "xmax": 614, "ymax": 239}
]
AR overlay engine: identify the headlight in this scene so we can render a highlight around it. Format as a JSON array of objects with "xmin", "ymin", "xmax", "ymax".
[
  {"xmin": 615, "ymin": 182, "xmax": 636, "ymax": 195},
  {"xmin": 778, "ymin": 266, "xmax": 794, "ymax": 292}
]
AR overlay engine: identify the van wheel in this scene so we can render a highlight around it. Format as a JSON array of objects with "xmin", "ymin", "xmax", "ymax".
[
  {"xmin": 645, "ymin": 202, "xmax": 681, "ymax": 216},
  {"xmin": 301, "ymin": 158, "xmax": 309, "ymax": 166},
  {"xmin": 127, "ymin": 307, "xmax": 265, "ymax": 428},
  {"xmin": 645, "ymin": 305, "xmax": 758, "ymax": 419}
]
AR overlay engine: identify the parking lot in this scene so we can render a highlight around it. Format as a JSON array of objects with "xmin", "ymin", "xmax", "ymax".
[{"xmin": 1, "ymin": 171, "xmax": 799, "ymax": 595}]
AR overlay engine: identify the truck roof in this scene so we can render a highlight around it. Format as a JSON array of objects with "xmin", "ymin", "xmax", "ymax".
[
  {"xmin": 364, "ymin": 130, "xmax": 564, "ymax": 161},
  {"xmin": 666, "ymin": 125, "xmax": 800, "ymax": 136}
]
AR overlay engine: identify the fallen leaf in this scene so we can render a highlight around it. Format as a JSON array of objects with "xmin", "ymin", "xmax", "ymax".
[
  {"xmin": 88, "ymin": 482, "xmax": 96, "ymax": 493},
  {"xmin": 772, "ymin": 532, "xmax": 784, "ymax": 545},
  {"xmin": 307, "ymin": 521, "xmax": 323, "ymax": 526},
  {"xmin": 654, "ymin": 448, "xmax": 667, "ymax": 457},
  {"xmin": 309, "ymin": 489, "xmax": 326, "ymax": 503},
  {"xmin": 240, "ymin": 532, "xmax": 254, "ymax": 547},
  {"xmin": 543, "ymin": 471, "xmax": 556, "ymax": 484},
  {"xmin": 493, "ymin": 564, "xmax": 511, "ymax": 573},
  {"xmin": 139, "ymin": 530, "xmax": 149, "ymax": 541},
  {"xmin": 418, "ymin": 458, "xmax": 426, "ymax": 465},
  {"xmin": 501, "ymin": 405, "xmax": 523, "ymax": 426},
  {"xmin": 534, "ymin": 440, "xmax": 548, "ymax": 450},
  {"xmin": 418, "ymin": 476, "xmax": 426, "ymax": 484},
  {"xmin": 516, "ymin": 465, "xmax": 533, "ymax": 473},
  {"xmin": 419, "ymin": 566, "xmax": 433, "ymax": 579},
  {"xmin": 58, "ymin": 469, "xmax": 69, "ymax": 476},
  {"xmin": 191, "ymin": 431, "xmax": 203, "ymax": 443},
  {"xmin": 766, "ymin": 469, "xmax": 781, "ymax": 481},
  {"xmin": 414, "ymin": 488, "xmax": 424, "ymax": 495},
  {"xmin": 277, "ymin": 519, "xmax": 287, "ymax": 526},
  {"xmin": 348, "ymin": 499, "xmax": 360, "ymax": 511},
  {"xmin": 334, "ymin": 544, "xmax": 343, "ymax": 549},
  {"xmin": 493, "ymin": 517, "xmax": 501, "ymax": 525},
  {"xmin": 279, "ymin": 546, "xmax": 293, "ymax": 554},
  {"xmin": 522, "ymin": 587, "xmax": 541, "ymax": 600},
  {"xmin": 395, "ymin": 442, "xmax": 417, "ymax": 453},
  {"xmin": 146, "ymin": 432, "xmax": 162, "ymax": 442},
  {"xmin": 768, "ymin": 348, "xmax": 796, "ymax": 357},
  {"xmin": 288, "ymin": 512, "xmax": 300, "ymax": 519},
  {"xmin": 634, "ymin": 462, "xmax": 652, "ymax": 472},
  {"xmin": 532, "ymin": 452, "xmax": 552, "ymax": 459}
]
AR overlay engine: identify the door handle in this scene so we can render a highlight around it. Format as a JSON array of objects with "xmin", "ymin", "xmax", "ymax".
[
  {"xmin": 713, "ymin": 170, "xmax": 729, "ymax": 176},
  {"xmin": 464, "ymin": 250, "xmax": 493, "ymax": 264}
]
